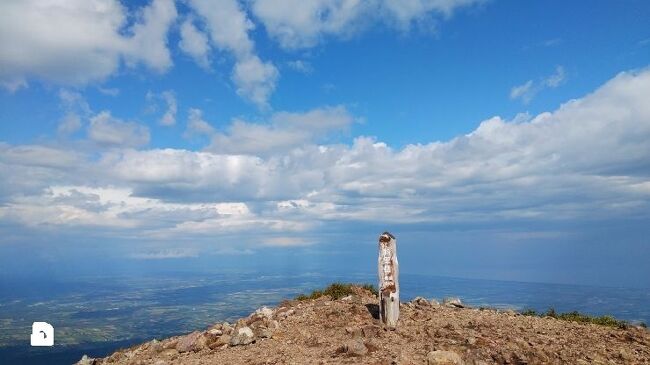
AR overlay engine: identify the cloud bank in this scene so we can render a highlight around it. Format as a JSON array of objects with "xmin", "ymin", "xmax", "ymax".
[{"xmin": 1, "ymin": 68, "xmax": 649, "ymax": 251}]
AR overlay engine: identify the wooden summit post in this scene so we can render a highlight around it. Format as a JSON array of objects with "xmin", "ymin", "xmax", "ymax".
[{"xmin": 378, "ymin": 231, "xmax": 399, "ymax": 329}]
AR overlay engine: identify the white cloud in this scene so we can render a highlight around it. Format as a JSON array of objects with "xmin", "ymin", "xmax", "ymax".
[
  {"xmin": 263, "ymin": 237, "xmax": 313, "ymax": 247},
  {"xmin": 509, "ymin": 80, "xmax": 534, "ymax": 103},
  {"xmin": 544, "ymin": 65, "xmax": 566, "ymax": 88},
  {"xmin": 185, "ymin": 108, "xmax": 216, "ymax": 138},
  {"xmin": 287, "ymin": 60, "xmax": 313, "ymax": 74},
  {"xmin": 0, "ymin": 0, "xmax": 177, "ymax": 88},
  {"xmin": 178, "ymin": 19, "xmax": 211, "ymax": 69},
  {"xmin": 510, "ymin": 66, "xmax": 567, "ymax": 103},
  {"xmin": 208, "ymin": 105, "xmax": 355, "ymax": 154},
  {"xmin": 88, "ymin": 111, "xmax": 150, "ymax": 147},
  {"xmin": 251, "ymin": 0, "xmax": 369, "ymax": 49},
  {"xmin": 125, "ymin": 0, "xmax": 177, "ymax": 72},
  {"xmin": 250, "ymin": 0, "xmax": 484, "ymax": 49},
  {"xmin": 1, "ymin": 68, "xmax": 650, "ymax": 248},
  {"xmin": 188, "ymin": 0, "xmax": 279, "ymax": 108},
  {"xmin": 160, "ymin": 91, "xmax": 177, "ymax": 126},
  {"xmin": 98, "ymin": 87, "xmax": 120, "ymax": 96},
  {"xmin": 58, "ymin": 113, "xmax": 82, "ymax": 135},
  {"xmin": 231, "ymin": 56, "xmax": 279, "ymax": 109},
  {"xmin": 57, "ymin": 89, "xmax": 91, "ymax": 135}
]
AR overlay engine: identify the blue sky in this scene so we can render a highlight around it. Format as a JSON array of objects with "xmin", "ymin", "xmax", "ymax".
[{"xmin": 0, "ymin": 0, "xmax": 649, "ymax": 287}]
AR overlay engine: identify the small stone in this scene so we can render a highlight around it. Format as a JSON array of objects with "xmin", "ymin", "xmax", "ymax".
[
  {"xmin": 465, "ymin": 337, "xmax": 477, "ymax": 346},
  {"xmin": 426, "ymin": 350, "xmax": 465, "ymax": 365},
  {"xmin": 430, "ymin": 299, "xmax": 441, "ymax": 307},
  {"xmin": 342, "ymin": 338, "xmax": 368, "ymax": 356}
]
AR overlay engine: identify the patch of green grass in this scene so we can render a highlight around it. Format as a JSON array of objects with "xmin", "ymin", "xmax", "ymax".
[
  {"xmin": 295, "ymin": 282, "xmax": 377, "ymax": 301},
  {"xmin": 520, "ymin": 307, "xmax": 632, "ymax": 329},
  {"xmin": 521, "ymin": 309, "xmax": 538, "ymax": 316}
]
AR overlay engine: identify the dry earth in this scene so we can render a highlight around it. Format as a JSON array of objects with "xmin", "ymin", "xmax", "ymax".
[{"xmin": 76, "ymin": 286, "xmax": 650, "ymax": 365}]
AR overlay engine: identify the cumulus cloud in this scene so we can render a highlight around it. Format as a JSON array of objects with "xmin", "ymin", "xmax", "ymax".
[
  {"xmin": 124, "ymin": 0, "xmax": 177, "ymax": 72},
  {"xmin": 188, "ymin": 0, "xmax": 278, "ymax": 108},
  {"xmin": 98, "ymin": 87, "xmax": 120, "ymax": 96},
  {"xmin": 184, "ymin": 108, "xmax": 216, "ymax": 138},
  {"xmin": 56, "ymin": 89, "xmax": 91, "ymax": 135},
  {"xmin": 178, "ymin": 18, "xmax": 211, "ymax": 69},
  {"xmin": 207, "ymin": 105, "xmax": 355, "ymax": 154},
  {"xmin": 509, "ymin": 80, "xmax": 534, "ymax": 103},
  {"xmin": 58, "ymin": 113, "xmax": 83, "ymax": 135},
  {"xmin": 160, "ymin": 91, "xmax": 177, "ymax": 126},
  {"xmin": 510, "ymin": 66, "xmax": 567, "ymax": 103},
  {"xmin": 145, "ymin": 90, "xmax": 178, "ymax": 126},
  {"xmin": 250, "ymin": 0, "xmax": 484, "ymax": 49},
  {"xmin": 287, "ymin": 60, "xmax": 314, "ymax": 74},
  {"xmin": 1, "ymin": 68, "xmax": 650, "ymax": 248},
  {"xmin": 231, "ymin": 56, "xmax": 279, "ymax": 108},
  {"xmin": 0, "ymin": 0, "xmax": 177, "ymax": 88},
  {"xmin": 88, "ymin": 111, "xmax": 150, "ymax": 147}
]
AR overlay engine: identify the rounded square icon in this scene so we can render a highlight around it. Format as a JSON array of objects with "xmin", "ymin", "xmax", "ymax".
[{"xmin": 30, "ymin": 322, "xmax": 54, "ymax": 347}]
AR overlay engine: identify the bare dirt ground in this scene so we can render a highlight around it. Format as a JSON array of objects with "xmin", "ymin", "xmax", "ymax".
[{"xmin": 77, "ymin": 286, "xmax": 650, "ymax": 364}]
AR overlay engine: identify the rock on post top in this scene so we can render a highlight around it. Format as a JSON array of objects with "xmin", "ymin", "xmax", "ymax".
[{"xmin": 378, "ymin": 231, "xmax": 399, "ymax": 329}]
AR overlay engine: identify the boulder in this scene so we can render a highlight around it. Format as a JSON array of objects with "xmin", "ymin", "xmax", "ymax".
[
  {"xmin": 412, "ymin": 296, "xmax": 431, "ymax": 307},
  {"xmin": 75, "ymin": 354, "xmax": 96, "ymax": 365},
  {"xmin": 255, "ymin": 327, "xmax": 273, "ymax": 339},
  {"xmin": 208, "ymin": 328, "xmax": 223, "ymax": 336},
  {"xmin": 230, "ymin": 326, "xmax": 255, "ymax": 346},
  {"xmin": 443, "ymin": 297, "xmax": 465, "ymax": 308},
  {"xmin": 341, "ymin": 295, "xmax": 362, "ymax": 304},
  {"xmin": 176, "ymin": 331, "xmax": 208, "ymax": 353},
  {"xmin": 361, "ymin": 324, "xmax": 382, "ymax": 338},
  {"xmin": 210, "ymin": 334, "xmax": 231, "ymax": 349},
  {"xmin": 427, "ymin": 350, "xmax": 465, "ymax": 365},
  {"xmin": 255, "ymin": 306, "xmax": 274, "ymax": 318}
]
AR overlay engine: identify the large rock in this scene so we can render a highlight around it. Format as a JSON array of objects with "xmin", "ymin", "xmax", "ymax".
[
  {"xmin": 443, "ymin": 297, "xmax": 465, "ymax": 308},
  {"xmin": 412, "ymin": 296, "xmax": 431, "ymax": 307},
  {"xmin": 176, "ymin": 331, "xmax": 208, "ymax": 353},
  {"xmin": 209, "ymin": 334, "xmax": 231, "ymax": 349},
  {"xmin": 255, "ymin": 306, "xmax": 274, "ymax": 318},
  {"xmin": 230, "ymin": 326, "xmax": 255, "ymax": 346},
  {"xmin": 75, "ymin": 355, "xmax": 96, "ymax": 365},
  {"xmin": 427, "ymin": 350, "xmax": 465, "ymax": 365}
]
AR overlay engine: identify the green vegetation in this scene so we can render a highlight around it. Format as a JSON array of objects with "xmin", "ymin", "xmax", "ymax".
[
  {"xmin": 520, "ymin": 308, "xmax": 637, "ymax": 329},
  {"xmin": 295, "ymin": 282, "xmax": 378, "ymax": 301}
]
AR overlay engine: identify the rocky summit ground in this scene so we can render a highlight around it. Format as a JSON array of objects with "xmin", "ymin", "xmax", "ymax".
[{"xmin": 76, "ymin": 286, "xmax": 650, "ymax": 365}]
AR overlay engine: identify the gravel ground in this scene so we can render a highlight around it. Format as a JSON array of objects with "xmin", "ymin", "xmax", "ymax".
[{"xmin": 78, "ymin": 287, "xmax": 650, "ymax": 365}]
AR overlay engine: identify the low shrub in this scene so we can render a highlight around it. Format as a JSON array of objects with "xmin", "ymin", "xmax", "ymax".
[{"xmin": 296, "ymin": 282, "xmax": 377, "ymax": 300}]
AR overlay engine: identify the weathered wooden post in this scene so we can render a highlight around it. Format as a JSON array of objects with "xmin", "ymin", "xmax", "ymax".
[{"xmin": 378, "ymin": 231, "xmax": 399, "ymax": 329}]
